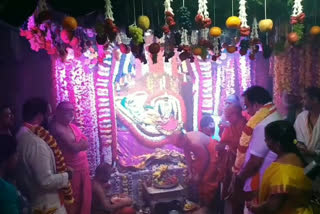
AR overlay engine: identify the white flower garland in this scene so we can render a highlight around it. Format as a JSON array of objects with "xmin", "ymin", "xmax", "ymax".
[
  {"xmin": 181, "ymin": 29, "xmax": 190, "ymax": 46},
  {"xmin": 292, "ymin": 0, "xmax": 303, "ymax": 17},
  {"xmin": 197, "ymin": 0, "xmax": 209, "ymax": 18},
  {"xmin": 239, "ymin": 0, "xmax": 249, "ymax": 28},
  {"xmin": 250, "ymin": 17, "xmax": 259, "ymax": 40},
  {"xmin": 164, "ymin": 0, "xmax": 174, "ymax": 15},
  {"xmin": 105, "ymin": 0, "xmax": 114, "ymax": 20}
]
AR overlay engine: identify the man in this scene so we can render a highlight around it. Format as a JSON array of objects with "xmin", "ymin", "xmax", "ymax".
[
  {"xmin": 16, "ymin": 98, "xmax": 72, "ymax": 214},
  {"xmin": 219, "ymin": 104, "xmax": 247, "ymax": 200},
  {"xmin": 50, "ymin": 101, "xmax": 91, "ymax": 214},
  {"xmin": 0, "ymin": 105, "xmax": 14, "ymax": 135},
  {"xmin": 173, "ymin": 116, "xmax": 220, "ymax": 213},
  {"xmin": 294, "ymin": 87, "xmax": 320, "ymax": 160},
  {"xmin": 0, "ymin": 135, "xmax": 19, "ymax": 214},
  {"xmin": 231, "ymin": 86, "xmax": 281, "ymax": 214}
]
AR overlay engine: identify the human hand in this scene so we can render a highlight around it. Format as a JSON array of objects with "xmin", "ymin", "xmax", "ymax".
[{"xmin": 246, "ymin": 201, "xmax": 259, "ymax": 213}]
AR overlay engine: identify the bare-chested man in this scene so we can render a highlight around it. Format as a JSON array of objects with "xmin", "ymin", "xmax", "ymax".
[
  {"xmin": 174, "ymin": 116, "xmax": 221, "ymax": 213},
  {"xmin": 49, "ymin": 102, "xmax": 91, "ymax": 214}
]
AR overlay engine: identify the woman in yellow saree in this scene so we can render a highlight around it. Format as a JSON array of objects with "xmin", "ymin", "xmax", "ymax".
[{"xmin": 247, "ymin": 120, "xmax": 318, "ymax": 214}]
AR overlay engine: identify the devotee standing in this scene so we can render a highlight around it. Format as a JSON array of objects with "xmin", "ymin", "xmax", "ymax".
[
  {"xmin": 16, "ymin": 98, "xmax": 72, "ymax": 214},
  {"xmin": 219, "ymin": 104, "xmax": 247, "ymax": 201},
  {"xmin": 0, "ymin": 135, "xmax": 19, "ymax": 214},
  {"xmin": 174, "ymin": 116, "xmax": 220, "ymax": 213},
  {"xmin": 50, "ymin": 101, "xmax": 91, "ymax": 214},
  {"xmin": 294, "ymin": 87, "xmax": 320, "ymax": 160},
  {"xmin": 92, "ymin": 163, "xmax": 134, "ymax": 214},
  {"xmin": 247, "ymin": 120, "xmax": 318, "ymax": 214},
  {"xmin": 231, "ymin": 86, "xmax": 281, "ymax": 214},
  {"xmin": 0, "ymin": 105, "xmax": 14, "ymax": 135}
]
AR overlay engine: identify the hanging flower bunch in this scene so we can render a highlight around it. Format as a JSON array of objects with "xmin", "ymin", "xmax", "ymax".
[
  {"xmin": 238, "ymin": 0, "xmax": 250, "ymax": 37},
  {"xmin": 162, "ymin": 0, "xmax": 176, "ymax": 34},
  {"xmin": 290, "ymin": 0, "xmax": 305, "ymax": 25},
  {"xmin": 35, "ymin": 0, "xmax": 51, "ymax": 24},
  {"xmin": 177, "ymin": 4, "xmax": 193, "ymax": 62},
  {"xmin": 289, "ymin": 0, "xmax": 305, "ymax": 44},
  {"xmin": 248, "ymin": 17, "xmax": 260, "ymax": 60},
  {"xmin": 95, "ymin": 0, "xmax": 118, "ymax": 46},
  {"xmin": 195, "ymin": 0, "xmax": 211, "ymax": 29}
]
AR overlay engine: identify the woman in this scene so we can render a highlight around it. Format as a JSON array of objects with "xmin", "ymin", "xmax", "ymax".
[{"xmin": 247, "ymin": 120, "xmax": 318, "ymax": 214}]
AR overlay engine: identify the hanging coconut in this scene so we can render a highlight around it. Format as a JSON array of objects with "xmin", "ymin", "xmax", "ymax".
[
  {"xmin": 149, "ymin": 43, "xmax": 161, "ymax": 64},
  {"xmin": 287, "ymin": 32, "xmax": 299, "ymax": 44},
  {"xmin": 62, "ymin": 16, "xmax": 78, "ymax": 31},
  {"xmin": 209, "ymin": 27, "xmax": 222, "ymax": 37},
  {"xmin": 310, "ymin": 26, "xmax": 320, "ymax": 36},
  {"xmin": 226, "ymin": 16, "xmax": 241, "ymax": 29},
  {"xmin": 259, "ymin": 19, "xmax": 273, "ymax": 32},
  {"xmin": 138, "ymin": 15, "xmax": 150, "ymax": 31}
]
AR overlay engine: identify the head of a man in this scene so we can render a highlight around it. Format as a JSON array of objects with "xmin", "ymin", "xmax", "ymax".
[
  {"xmin": 200, "ymin": 115, "xmax": 215, "ymax": 137},
  {"xmin": 56, "ymin": 101, "xmax": 75, "ymax": 125},
  {"xmin": 95, "ymin": 162, "xmax": 112, "ymax": 183},
  {"xmin": 304, "ymin": 87, "xmax": 320, "ymax": 112},
  {"xmin": 23, "ymin": 98, "xmax": 50, "ymax": 129},
  {"xmin": 224, "ymin": 103, "xmax": 243, "ymax": 124},
  {"xmin": 225, "ymin": 94, "xmax": 240, "ymax": 106},
  {"xmin": 0, "ymin": 135, "xmax": 18, "ymax": 177},
  {"xmin": 0, "ymin": 105, "xmax": 14, "ymax": 130},
  {"xmin": 242, "ymin": 86, "xmax": 272, "ymax": 116}
]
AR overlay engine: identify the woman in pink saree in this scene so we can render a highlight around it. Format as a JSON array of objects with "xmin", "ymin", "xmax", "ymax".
[{"xmin": 50, "ymin": 102, "xmax": 92, "ymax": 214}]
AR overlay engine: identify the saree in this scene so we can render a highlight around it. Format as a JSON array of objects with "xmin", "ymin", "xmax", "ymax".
[{"xmin": 259, "ymin": 162, "xmax": 316, "ymax": 214}]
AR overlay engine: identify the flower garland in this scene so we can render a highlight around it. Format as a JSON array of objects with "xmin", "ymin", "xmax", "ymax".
[
  {"xmin": 232, "ymin": 103, "xmax": 277, "ymax": 173},
  {"xmin": 239, "ymin": 0, "xmax": 250, "ymax": 37},
  {"xmin": 24, "ymin": 123, "xmax": 74, "ymax": 204}
]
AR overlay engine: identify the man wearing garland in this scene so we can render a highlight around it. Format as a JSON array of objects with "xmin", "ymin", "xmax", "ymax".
[
  {"xmin": 230, "ymin": 86, "xmax": 281, "ymax": 214},
  {"xmin": 50, "ymin": 101, "xmax": 91, "ymax": 214},
  {"xmin": 16, "ymin": 98, "xmax": 73, "ymax": 214}
]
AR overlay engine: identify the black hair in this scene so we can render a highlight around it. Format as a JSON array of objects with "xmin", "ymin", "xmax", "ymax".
[
  {"xmin": 56, "ymin": 101, "xmax": 73, "ymax": 111},
  {"xmin": 305, "ymin": 87, "xmax": 320, "ymax": 103},
  {"xmin": 0, "ymin": 135, "xmax": 17, "ymax": 164},
  {"xmin": 200, "ymin": 115, "xmax": 214, "ymax": 129},
  {"xmin": 265, "ymin": 120, "xmax": 306, "ymax": 166},
  {"xmin": 95, "ymin": 162, "xmax": 112, "ymax": 177},
  {"xmin": 0, "ymin": 105, "xmax": 11, "ymax": 115},
  {"xmin": 22, "ymin": 98, "xmax": 48, "ymax": 122},
  {"xmin": 242, "ymin": 86, "xmax": 272, "ymax": 105}
]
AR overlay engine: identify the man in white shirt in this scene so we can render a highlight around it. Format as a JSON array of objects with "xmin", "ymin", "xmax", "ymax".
[
  {"xmin": 16, "ymin": 98, "xmax": 72, "ymax": 214},
  {"xmin": 231, "ymin": 86, "xmax": 282, "ymax": 214},
  {"xmin": 294, "ymin": 87, "xmax": 320, "ymax": 159}
]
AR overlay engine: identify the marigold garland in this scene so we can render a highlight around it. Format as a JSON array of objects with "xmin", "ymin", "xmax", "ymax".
[
  {"xmin": 232, "ymin": 103, "xmax": 276, "ymax": 173},
  {"xmin": 24, "ymin": 123, "xmax": 74, "ymax": 204}
]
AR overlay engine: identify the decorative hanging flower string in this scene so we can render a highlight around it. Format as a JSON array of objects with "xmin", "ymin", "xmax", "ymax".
[
  {"xmin": 239, "ymin": 0, "xmax": 250, "ymax": 37},
  {"xmin": 289, "ymin": 0, "xmax": 305, "ymax": 45}
]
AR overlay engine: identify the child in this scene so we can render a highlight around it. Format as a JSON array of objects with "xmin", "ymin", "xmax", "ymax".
[
  {"xmin": 92, "ymin": 163, "xmax": 135, "ymax": 214},
  {"xmin": 0, "ymin": 135, "xmax": 19, "ymax": 214}
]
